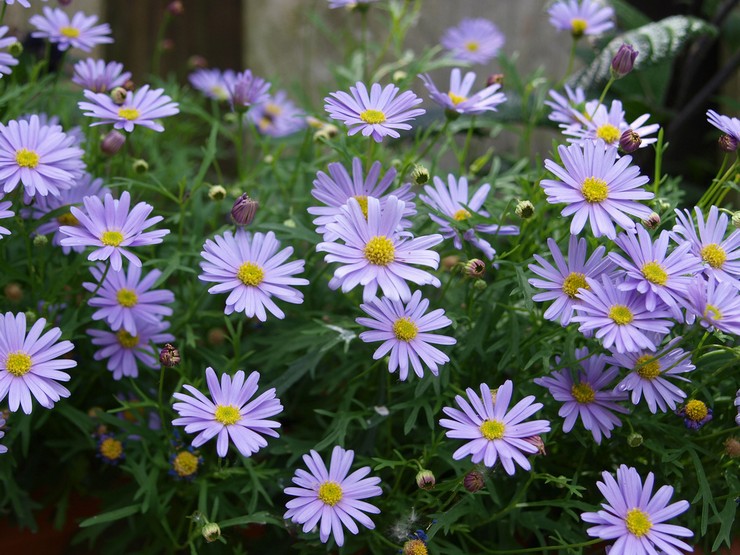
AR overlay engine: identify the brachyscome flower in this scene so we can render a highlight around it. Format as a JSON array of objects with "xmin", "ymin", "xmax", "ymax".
[
  {"xmin": 581, "ymin": 465, "xmax": 693, "ymax": 555},
  {"xmin": 324, "ymin": 82, "xmax": 425, "ymax": 143},
  {"xmin": 199, "ymin": 230, "xmax": 308, "ymax": 320},
  {"xmin": 548, "ymin": 0, "xmax": 615, "ymax": 38},
  {"xmin": 284, "ymin": 445, "xmax": 382, "ymax": 547},
  {"xmin": 528, "ymin": 234, "xmax": 614, "ymax": 326},
  {"xmin": 248, "ymin": 90, "xmax": 306, "ymax": 137},
  {"xmin": 541, "ymin": 140, "xmax": 653, "ymax": 239},
  {"xmin": 72, "ymin": 58, "xmax": 131, "ymax": 93},
  {"xmin": 317, "ymin": 196, "xmax": 443, "ymax": 302},
  {"xmin": 0, "ymin": 312, "xmax": 76, "ymax": 414},
  {"xmin": 97, "ymin": 434, "xmax": 125, "ymax": 465},
  {"xmin": 79, "ymin": 85, "xmax": 180, "ymax": 133},
  {"xmin": 227, "ymin": 69, "xmax": 270, "ymax": 112},
  {"xmin": 534, "ymin": 347, "xmax": 628, "ymax": 444},
  {"xmin": 188, "ymin": 68, "xmax": 236, "ymax": 101},
  {"xmin": 172, "ymin": 367, "xmax": 282, "ymax": 458},
  {"xmin": 420, "ymin": 68, "xmax": 506, "ymax": 116},
  {"xmin": 420, "ymin": 174, "xmax": 519, "ymax": 260},
  {"xmin": 676, "ymin": 399, "xmax": 712, "ymax": 430},
  {"xmin": 357, "ymin": 290, "xmax": 456, "ymax": 380},
  {"xmin": 59, "ymin": 191, "xmax": 170, "ymax": 272},
  {"xmin": 0, "ymin": 26, "xmax": 19, "ymax": 79},
  {"xmin": 169, "ymin": 448, "xmax": 203, "ymax": 481},
  {"xmin": 565, "ymin": 99, "xmax": 659, "ymax": 150},
  {"xmin": 439, "ymin": 380, "xmax": 551, "ymax": 475},
  {"xmin": 684, "ymin": 277, "xmax": 740, "ymax": 335},
  {"xmin": 440, "ymin": 18, "xmax": 505, "ymax": 64},
  {"xmin": 30, "ymin": 7, "xmax": 113, "ymax": 52}
]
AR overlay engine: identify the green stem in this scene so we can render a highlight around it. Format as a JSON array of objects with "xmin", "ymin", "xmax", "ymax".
[
  {"xmin": 157, "ymin": 362, "xmax": 167, "ymax": 432},
  {"xmin": 459, "ymin": 116, "xmax": 476, "ymax": 170},
  {"xmin": 0, "ymin": 4, "xmax": 7, "ymax": 26},
  {"xmin": 556, "ymin": 39, "xmax": 578, "ymax": 88},
  {"xmin": 151, "ymin": 13, "xmax": 172, "ymax": 76}
]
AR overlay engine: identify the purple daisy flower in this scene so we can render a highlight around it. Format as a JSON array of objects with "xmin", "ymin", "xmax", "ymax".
[
  {"xmin": 79, "ymin": 85, "xmax": 179, "ymax": 133},
  {"xmin": 0, "ymin": 26, "xmax": 19, "ymax": 79},
  {"xmin": 72, "ymin": 58, "xmax": 131, "ymax": 93},
  {"xmin": 440, "ymin": 18, "xmax": 505, "ymax": 64},
  {"xmin": 59, "ymin": 191, "xmax": 169, "ymax": 272},
  {"xmin": 308, "ymin": 157, "xmax": 416, "ymax": 241},
  {"xmin": 317, "ymin": 196, "xmax": 443, "ymax": 302},
  {"xmin": 581, "ymin": 465, "xmax": 693, "ymax": 555},
  {"xmin": 573, "ymin": 275, "xmax": 673, "ymax": 353},
  {"xmin": 541, "ymin": 140, "xmax": 654, "ymax": 239},
  {"xmin": 529, "ymin": 234, "xmax": 614, "ymax": 326},
  {"xmin": 83, "ymin": 264, "xmax": 174, "ymax": 335},
  {"xmin": 684, "ymin": 277, "xmax": 740, "ymax": 335},
  {"xmin": 30, "ymin": 7, "xmax": 113, "ymax": 52},
  {"xmin": 284, "ymin": 445, "xmax": 382, "ymax": 547},
  {"xmin": 707, "ymin": 109, "xmax": 740, "ymax": 146},
  {"xmin": 439, "ymin": 380, "xmax": 551, "ymax": 474},
  {"xmin": 328, "ymin": 0, "xmax": 379, "ymax": 8},
  {"xmin": 546, "ymin": 85, "xmax": 587, "ymax": 126},
  {"xmin": 324, "ymin": 82, "xmax": 425, "ymax": 143},
  {"xmin": 676, "ymin": 399, "xmax": 712, "ymax": 430},
  {"xmin": 248, "ymin": 90, "xmax": 306, "ymax": 137},
  {"xmin": 356, "ymin": 290, "xmax": 456, "ymax": 380},
  {"xmin": 88, "ymin": 319, "xmax": 173, "ymax": 380},
  {"xmin": 172, "ymin": 367, "xmax": 282, "ymax": 458},
  {"xmin": 188, "ymin": 68, "xmax": 236, "ymax": 102},
  {"xmin": 199, "ymin": 229, "xmax": 308, "ymax": 320},
  {"xmin": 18, "ymin": 112, "xmax": 84, "ymax": 147},
  {"xmin": 609, "ymin": 336, "xmax": 693, "ymax": 413},
  {"xmin": 609, "ymin": 226, "xmax": 703, "ymax": 319},
  {"xmin": 534, "ymin": 347, "xmax": 628, "ymax": 444},
  {"xmin": 0, "ymin": 114, "xmax": 85, "ymax": 198},
  {"xmin": 0, "ymin": 197, "xmax": 12, "ymax": 239},
  {"xmin": 228, "ymin": 69, "xmax": 270, "ymax": 111},
  {"xmin": 420, "ymin": 174, "xmax": 519, "ymax": 260},
  {"xmin": 548, "ymin": 0, "xmax": 615, "ymax": 38},
  {"xmin": 0, "ymin": 312, "xmax": 75, "ymax": 414},
  {"xmin": 420, "ymin": 69, "xmax": 507, "ymax": 116},
  {"xmin": 672, "ymin": 205, "xmax": 740, "ymax": 287},
  {"xmin": 565, "ymin": 99, "xmax": 659, "ymax": 150},
  {"xmin": 24, "ymin": 173, "xmax": 109, "ymax": 253},
  {"xmin": 0, "ymin": 417, "xmax": 7, "ymax": 454}
]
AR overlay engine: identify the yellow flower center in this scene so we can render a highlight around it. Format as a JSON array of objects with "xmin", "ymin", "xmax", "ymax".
[
  {"xmin": 684, "ymin": 399, "xmax": 708, "ymax": 421},
  {"xmin": 60, "ymin": 26, "xmax": 81, "ymax": 38},
  {"xmin": 116, "ymin": 288, "xmax": 138, "ymax": 308},
  {"xmin": 364, "ymin": 235, "xmax": 395, "ymax": 266},
  {"xmin": 608, "ymin": 304, "xmax": 633, "ymax": 325},
  {"xmin": 318, "ymin": 481, "xmax": 343, "ymax": 506},
  {"xmin": 100, "ymin": 437, "xmax": 123, "ymax": 461},
  {"xmin": 353, "ymin": 195, "xmax": 369, "ymax": 219},
  {"xmin": 704, "ymin": 303, "xmax": 722, "ymax": 321},
  {"xmin": 5, "ymin": 351, "xmax": 32, "ymax": 377},
  {"xmin": 562, "ymin": 272, "xmax": 589, "ymax": 298},
  {"xmin": 101, "ymin": 230, "xmax": 124, "ymax": 246},
  {"xmin": 403, "ymin": 539, "xmax": 428, "ymax": 555},
  {"xmin": 118, "ymin": 107, "xmax": 140, "ymax": 121},
  {"xmin": 448, "ymin": 92, "xmax": 467, "ymax": 106},
  {"xmin": 116, "ymin": 330, "xmax": 139, "ymax": 348},
  {"xmin": 581, "ymin": 176, "xmax": 609, "ymax": 203},
  {"xmin": 15, "ymin": 148, "xmax": 40, "ymax": 169},
  {"xmin": 173, "ymin": 451, "xmax": 200, "ymax": 477},
  {"xmin": 571, "ymin": 18, "xmax": 588, "ymax": 37},
  {"xmin": 57, "ymin": 212, "xmax": 79, "ymax": 226},
  {"xmin": 453, "ymin": 208, "xmax": 471, "ymax": 221},
  {"xmin": 214, "ymin": 404, "xmax": 241, "ymax": 426},
  {"xmin": 360, "ymin": 109, "xmax": 386, "ymax": 125},
  {"xmin": 625, "ymin": 508, "xmax": 652, "ymax": 537},
  {"xmin": 641, "ymin": 261, "xmax": 668, "ymax": 286},
  {"xmin": 265, "ymin": 103, "xmax": 282, "ymax": 116},
  {"xmin": 700, "ymin": 243, "xmax": 726, "ymax": 268},
  {"xmin": 571, "ymin": 382, "xmax": 595, "ymax": 404},
  {"xmin": 635, "ymin": 354, "xmax": 661, "ymax": 380},
  {"xmin": 596, "ymin": 123, "xmax": 621, "ymax": 144},
  {"xmin": 464, "ymin": 40, "xmax": 480, "ymax": 52},
  {"xmin": 479, "ymin": 419, "xmax": 506, "ymax": 440},
  {"xmin": 237, "ymin": 262, "xmax": 265, "ymax": 286},
  {"xmin": 393, "ymin": 317, "xmax": 418, "ymax": 342}
]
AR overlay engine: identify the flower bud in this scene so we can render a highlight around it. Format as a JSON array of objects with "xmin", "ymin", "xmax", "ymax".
[
  {"xmin": 57, "ymin": 0, "xmax": 73, "ymax": 5},
  {"xmin": 486, "ymin": 73, "xmax": 504, "ymax": 87},
  {"xmin": 24, "ymin": 310, "xmax": 37, "ymax": 324},
  {"xmin": 110, "ymin": 87, "xmax": 128, "ymax": 105},
  {"xmin": 161, "ymin": 39, "xmax": 175, "ymax": 52},
  {"xmin": 411, "ymin": 164, "xmax": 429, "ymax": 185},
  {"xmin": 654, "ymin": 198, "xmax": 671, "ymax": 212},
  {"xmin": 627, "ymin": 432, "xmax": 643, "ymax": 447},
  {"xmin": 522, "ymin": 435, "xmax": 546, "ymax": 455},
  {"xmin": 515, "ymin": 200, "xmax": 534, "ymax": 219},
  {"xmin": 441, "ymin": 255, "xmax": 459, "ymax": 271},
  {"xmin": 464, "ymin": 470, "xmax": 485, "ymax": 493},
  {"xmin": 167, "ymin": 1, "xmax": 184, "ymax": 15},
  {"xmin": 8, "ymin": 41, "xmax": 23, "ymax": 57},
  {"xmin": 132, "ymin": 159, "xmax": 149, "ymax": 174},
  {"xmin": 619, "ymin": 129, "xmax": 642, "ymax": 153},
  {"xmin": 159, "ymin": 343, "xmax": 181, "ymax": 367},
  {"xmin": 33, "ymin": 234, "xmax": 48, "ymax": 247},
  {"xmin": 123, "ymin": 79, "xmax": 135, "ymax": 91},
  {"xmin": 642, "ymin": 212, "xmax": 661, "ymax": 230},
  {"xmin": 313, "ymin": 124, "xmax": 339, "ymax": 142},
  {"xmin": 415, "ymin": 469, "xmax": 435, "ymax": 490},
  {"xmin": 732, "ymin": 212, "xmax": 740, "ymax": 230},
  {"xmin": 392, "ymin": 70, "xmax": 408, "ymax": 83},
  {"xmin": 465, "ymin": 259, "xmax": 486, "ymax": 278},
  {"xmin": 188, "ymin": 55, "xmax": 208, "ymax": 70},
  {"xmin": 207, "ymin": 327, "xmax": 226, "ymax": 346},
  {"xmin": 283, "ymin": 219, "xmax": 296, "ymax": 228},
  {"xmin": 724, "ymin": 437, "xmax": 740, "ymax": 458},
  {"xmin": 473, "ymin": 279, "xmax": 487, "ymax": 291},
  {"xmin": 718, "ymin": 134, "xmax": 739, "ymax": 153},
  {"xmin": 208, "ymin": 185, "xmax": 227, "ymax": 201},
  {"xmin": 101, "ymin": 130, "xmax": 126, "ymax": 156},
  {"xmin": 610, "ymin": 43, "xmax": 638, "ymax": 79},
  {"xmin": 231, "ymin": 194, "xmax": 259, "ymax": 226},
  {"xmin": 4, "ymin": 283, "xmax": 23, "ymax": 303},
  {"xmin": 202, "ymin": 522, "xmax": 221, "ymax": 543}
]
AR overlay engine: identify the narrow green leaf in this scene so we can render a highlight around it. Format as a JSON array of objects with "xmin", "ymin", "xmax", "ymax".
[{"xmin": 78, "ymin": 505, "xmax": 141, "ymax": 528}]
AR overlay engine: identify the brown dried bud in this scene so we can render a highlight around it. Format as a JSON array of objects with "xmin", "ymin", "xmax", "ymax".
[
  {"xmin": 464, "ymin": 470, "xmax": 485, "ymax": 493},
  {"xmin": 441, "ymin": 255, "xmax": 459, "ymax": 271},
  {"xmin": 207, "ymin": 328, "xmax": 226, "ymax": 346},
  {"xmin": 4, "ymin": 283, "xmax": 23, "ymax": 303},
  {"xmin": 123, "ymin": 79, "xmax": 136, "ymax": 91},
  {"xmin": 724, "ymin": 437, "xmax": 740, "ymax": 458},
  {"xmin": 159, "ymin": 344, "xmax": 181, "ymax": 367},
  {"xmin": 161, "ymin": 39, "xmax": 175, "ymax": 52},
  {"xmin": 167, "ymin": 1, "xmax": 184, "ymax": 15},
  {"xmin": 718, "ymin": 134, "xmax": 738, "ymax": 153},
  {"xmin": 101, "ymin": 130, "xmax": 126, "ymax": 156},
  {"xmin": 415, "ymin": 469, "xmax": 435, "ymax": 490},
  {"xmin": 188, "ymin": 55, "xmax": 208, "ymax": 70},
  {"xmin": 231, "ymin": 194, "xmax": 259, "ymax": 226}
]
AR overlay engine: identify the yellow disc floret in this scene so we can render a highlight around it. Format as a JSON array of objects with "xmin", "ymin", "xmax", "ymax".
[
  {"xmin": 116, "ymin": 288, "xmax": 138, "ymax": 308},
  {"xmin": 364, "ymin": 235, "xmax": 395, "ymax": 266},
  {"xmin": 571, "ymin": 382, "xmax": 595, "ymax": 404},
  {"xmin": 684, "ymin": 399, "xmax": 709, "ymax": 422},
  {"xmin": 353, "ymin": 195, "xmax": 369, "ymax": 219},
  {"xmin": 60, "ymin": 26, "xmax": 81, "ymax": 39},
  {"xmin": 562, "ymin": 272, "xmax": 589, "ymax": 298},
  {"xmin": 15, "ymin": 148, "xmax": 40, "ymax": 169},
  {"xmin": 318, "ymin": 481, "xmax": 343, "ymax": 506},
  {"xmin": 581, "ymin": 176, "xmax": 609, "ymax": 203},
  {"xmin": 641, "ymin": 261, "xmax": 668, "ymax": 285},
  {"xmin": 393, "ymin": 317, "xmax": 418, "ymax": 342},
  {"xmin": 403, "ymin": 539, "xmax": 428, "ymax": 555},
  {"xmin": 479, "ymin": 419, "xmax": 506, "ymax": 440},
  {"xmin": 214, "ymin": 404, "xmax": 241, "ymax": 426},
  {"xmin": 464, "ymin": 40, "xmax": 480, "ymax": 52},
  {"xmin": 625, "ymin": 508, "xmax": 652, "ymax": 537},
  {"xmin": 360, "ymin": 109, "xmax": 386, "ymax": 125},
  {"xmin": 700, "ymin": 243, "xmax": 726, "ymax": 268},
  {"xmin": 99, "ymin": 437, "xmax": 123, "ymax": 461},
  {"xmin": 101, "ymin": 230, "xmax": 124, "ymax": 246},
  {"xmin": 172, "ymin": 451, "xmax": 200, "ymax": 477},
  {"xmin": 118, "ymin": 108, "xmax": 140, "ymax": 121},
  {"xmin": 453, "ymin": 208, "xmax": 471, "ymax": 221},
  {"xmin": 5, "ymin": 351, "xmax": 32, "ymax": 377},
  {"xmin": 703, "ymin": 303, "xmax": 722, "ymax": 321},
  {"xmin": 237, "ymin": 262, "xmax": 265, "ymax": 287},
  {"xmin": 608, "ymin": 304, "xmax": 633, "ymax": 325},
  {"xmin": 570, "ymin": 18, "xmax": 588, "ymax": 37},
  {"xmin": 448, "ymin": 92, "xmax": 467, "ymax": 106},
  {"xmin": 635, "ymin": 354, "xmax": 661, "ymax": 380},
  {"xmin": 596, "ymin": 123, "xmax": 621, "ymax": 144},
  {"xmin": 116, "ymin": 330, "xmax": 139, "ymax": 348}
]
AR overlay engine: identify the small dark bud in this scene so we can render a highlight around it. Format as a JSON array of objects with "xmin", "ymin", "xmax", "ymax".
[
  {"xmin": 415, "ymin": 469, "xmax": 435, "ymax": 490},
  {"xmin": 57, "ymin": 0, "xmax": 73, "ymax": 5},
  {"xmin": 161, "ymin": 39, "xmax": 175, "ymax": 52},
  {"xmin": 132, "ymin": 159, "xmax": 149, "ymax": 174},
  {"xmin": 201, "ymin": 522, "xmax": 221, "ymax": 543},
  {"xmin": 167, "ymin": 1, "xmax": 184, "ymax": 15},
  {"xmin": 101, "ymin": 130, "xmax": 126, "ymax": 156},
  {"xmin": 627, "ymin": 432, "xmax": 643, "ymax": 447},
  {"xmin": 207, "ymin": 328, "xmax": 226, "ymax": 346},
  {"xmin": 188, "ymin": 55, "xmax": 208, "ymax": 70},
  {"xmin": 464, "ymin": 470, "xmax": 485, "ymax": 493},
  {"xmin": 110, "ymin": 87, "xmax": 128, "ymax": 105},
  {"xmin": 465, "ymin": 259, "xmax": 486, "ymax": 278},
  {"xmin": 610, "ymin": 43, "xmax": 638, "ymax": 79},
  {"xmin": 619, "ymin": 129, "xmax": 642, "ymax": 153},
  {"xmin": 441, "ymin": 255, "xmax": 459, "ymax": 271},
  {"xmin": 523, "ymin": 435, "xmax": 546, "ymax": 455},
  {"xmin": 486, "ymin": 73, "xmax": 504, "ymax": 87},
  {"xmin": 4, "ymin": 283, "xmax": 23, "ymax": 303},
  {"xmin": 515, "ymin": 200, "xmax": 535, "ymax": 219},
  {"xmin": 123, "ymin": 79, "xmax": 136, "ymax": 91},
  {"xmin": 718, "ymin": 134, "xmax": 738, "ymax": 153},
  {"xmin": 231, "ymin": 194, "xmax": 259, "ymax": 226},
  {"xmin": 159, "ymin": 344, "xmax": 181, "ymax": 367},
  {"xmin": 411, "ymin": 164, "xmax": 429, "ymax": 185},
  {"xmin": 642, "ymin": 212, "xmax": 661, "ymax": 230},
  {"xmin": 724, "ymin": 437, "xmax": 740, "ymax": 458}
]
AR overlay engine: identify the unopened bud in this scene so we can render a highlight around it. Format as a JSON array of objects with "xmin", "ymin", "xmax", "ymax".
[
  {"xmin": 654, "ymin": 198, "xmax": 671, "ymax": 212},
  {"xmin": 732, "ymin": 212, "xmax": 740, "ymax": 230},
  {"xmin": 515, "ymin": 200, "xmax": 534, "ymax": 219},
  {"xmin": 610, "ymin": 43, "xmax": 638, "ymax": 79},
  {"xmin": 161, "ymin": 39, "xmax": 175, "ymax": 52},
  {"xmin": 4, "ymin": 283, "xmax": 23, "ymax": 302},
  {"xmin": 208, "ymin": 185, "xmax": 227, "ymax": 201},
  {"xmin": 24, "ymin": 310, "xmax": 37, "ymax": 324},
  {"xmin": 8, "ymin": 41, "xmax": 22, "ymax": 57},
  {"xmin": 123, "ymin": 79, "xmax": 135, "ymax": 91},
  {"xmin": 167, "ymin": 0, "xmax": 184, "ymax": 15},
  {"xmin": 523, "ymin": 435, "xmax": 546, "ymax": 455},
  {"xmin": 473, "ymin": 279, "xmax": 487, "ymax": 291},
  {"xmin": 110, "ymin": 87, "xmax": 128, "ymax": 105},
  {"xmin": 159, "ymin": 343, "xmax": 181, "ymax": 367},
  {"xmin": 627, "ymin": 432, "xmax": 643, "ymax": 447},
  {"xmin": 188, "ymin": 55, "xmax": 208, "ymax": 70},
  {"xmin": 283, "ymin": 219, "xmax": 296, "ymax": 228},
  {"xmin": 33, "ymin": 234, "xmax": 48, "ymax": 247},
  {"xmin": 718, "ymin": 134, "xmax": 739, "ymax": 153},
  {"xmin": 132, "ymin": 159, "xmax": 149, "ymax": 174},
  {"xmin": 465, "ymin": 259, "xmax": 486, "ymax": 278},
  {"xmin": 415, "ymin": 469, "xmax": 435, "ymax": 490},
  {"xmin": 642, "ymin": 212, "xmax": 661, "ymax": 230},
  {"xmin": 392, "ymin": 70, "xmax": 408, "ymax": 83},
  {"xmin": 724, "ymin": 437, "xmax": 740, "ymax": 458},
  {"xmin": 101, "ymin": 130, "xmax": 126, "ymax": 156},
  {"xmin": 486, "ymin": 73, "xmax": 504, "ymax": 87},
  {"xmin": 202, "ymin": 522, "xmax": 221, "ymax": 543},
  {"xmin": 619, "ymin": 129, "xmax": 642, "ymax": 153},
  {"xmin": 231, "ymin": 194, "xmax": 259, "ymax": 226},
  {"xmin": 411, "ymin": 164, "xmax": 429, "ymax": 185},
  {"xmin": 313, "ymin": 124, "xmax": 339, "ymax": 142},
  {"xmin": 263, "ymin": 154, "xmax": 274, "ymax": 164},
  {"xmin": 464, "ymin": 470, "xmax": 485, "ymax": 493},
  {"xmin": 207, "ymin": 328, "xmax": 226, "ymax": 346},
  {"xmin": 441, "ymin": 255, "xmax": 459, "ymax": 271}
]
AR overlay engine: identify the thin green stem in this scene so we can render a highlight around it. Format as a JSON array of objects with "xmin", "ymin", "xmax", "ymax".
[
  {"xmin": 151, "ymin": 13, "xmax": 172, "ymax": 76},
  {"xmin": 556, "ymin": 39, "xmax": 578, "ymax": 88}
]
